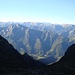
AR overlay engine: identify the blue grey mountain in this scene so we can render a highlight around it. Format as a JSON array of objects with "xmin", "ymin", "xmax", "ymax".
[{"xmin": 0, "ymin": 22, "xmax": 75, "ymax": 64}]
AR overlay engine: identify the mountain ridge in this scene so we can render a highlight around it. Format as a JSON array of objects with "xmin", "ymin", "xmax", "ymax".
[{"xmin": 0, "ymin": 22, "xmax": 75, "ymax": 65}]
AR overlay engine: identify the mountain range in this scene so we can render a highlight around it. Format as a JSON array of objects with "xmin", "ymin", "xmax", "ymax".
[{"xmin": 0, "ymin": 22, "xmax": 75, "ymax": 64}]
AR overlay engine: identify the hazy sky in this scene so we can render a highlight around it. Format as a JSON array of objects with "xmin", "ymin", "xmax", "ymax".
[{"xmin": 0, "ymin": 0, "xmax": 75, "ymax": 24}]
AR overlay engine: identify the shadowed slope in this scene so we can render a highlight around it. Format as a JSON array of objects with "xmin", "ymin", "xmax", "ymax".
[{"xmin": 0, "ymin": 35, "xmax": 44, "ymax": 73}]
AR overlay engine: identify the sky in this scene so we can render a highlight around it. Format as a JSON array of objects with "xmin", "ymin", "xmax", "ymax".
[{"xmin": 0, "ymin": 0, "xmax": 75, "ymax": 24}]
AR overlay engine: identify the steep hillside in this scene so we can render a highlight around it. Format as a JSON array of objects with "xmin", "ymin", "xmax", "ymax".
[
  {"xmin": 0, "ymin": 35, "xmax": 44, "ymax": 73},
  {"xmin": 38, "ymin": 44, "xmax": 75, "ymax": 75}
]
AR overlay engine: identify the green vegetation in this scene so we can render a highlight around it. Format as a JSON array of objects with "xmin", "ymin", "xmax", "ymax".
[{"xmin": 34, "ymin": 38, "xmax": 41, "ymax": 52}]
